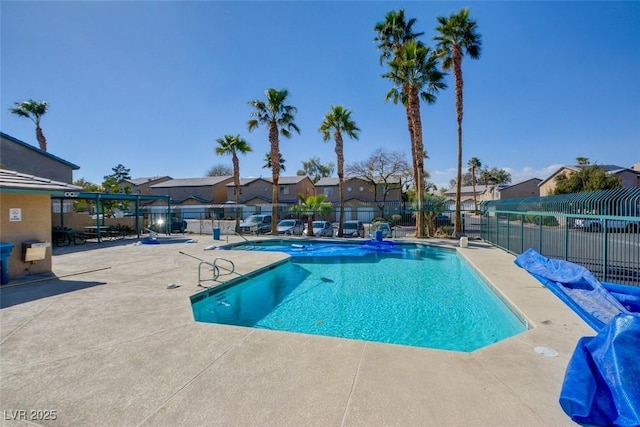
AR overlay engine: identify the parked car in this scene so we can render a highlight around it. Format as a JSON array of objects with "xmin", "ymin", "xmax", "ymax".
[
  {"xmin": 575, "ymin": 218, "xmax": 639, "ymax": 232},
  {"xmin": 277, "ymin": 219, "xmax": 305, "ymax": 235},
  {"xmin": 304, "ymin": 220, "xmax": 334, "ymax": 237},
  {"xmin": 372, "ymin": 222, "xmax": 392, "ymax": 237},
  {"xmin": 171, "ymin": 220, "xmax": 188, "ymax": 233},
  {"xmin": 341, "ymin": 220, "xmax": 365, "ymax": 238},
  {"xmin": 239, "ymin": 214, "xmax": 272, "ymax": 234}
]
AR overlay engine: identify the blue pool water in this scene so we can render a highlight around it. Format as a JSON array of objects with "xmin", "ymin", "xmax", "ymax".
[{"xmin": 193, "ymin": 241, "xmax": 527, "ymax": 351}]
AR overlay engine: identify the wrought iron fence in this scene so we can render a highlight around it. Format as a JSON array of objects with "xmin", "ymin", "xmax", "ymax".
[{"xmin": 481, "ymin": 188, "xmax": 640, "ymax": 286}]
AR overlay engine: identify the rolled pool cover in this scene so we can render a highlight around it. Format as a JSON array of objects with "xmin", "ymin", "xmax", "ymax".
[
  {"xmin": 514, "ymin": 248, "xmax": 632, "ymax": 331},
  {"xmin": 514, "ymin": 249, "xmax": 640, "ymax": 426},
  {"xmin": 559, "ymin": 313, "xmax": 640, "ymax": 427}
]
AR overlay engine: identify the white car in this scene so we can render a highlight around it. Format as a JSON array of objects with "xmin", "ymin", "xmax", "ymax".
[
  {"xmin": 575, "ymin": 218, "xmax": 638, "ymax": 232},
  {"xmin": 277, "ymin": 219, "xmax": 305, "ymax": 235},
  {"xmin": 303, "ymin": 220, "xmax": 334, "ymax": 237}
]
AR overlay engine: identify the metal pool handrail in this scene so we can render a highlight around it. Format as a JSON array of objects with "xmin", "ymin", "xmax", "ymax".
[
  {"xmin": 226, "ymin": 227, "xmax": 249, "ymax": 243},
  {"xmin": 179, "ymin": 251, "xmax": 237, "ymax": 287}
]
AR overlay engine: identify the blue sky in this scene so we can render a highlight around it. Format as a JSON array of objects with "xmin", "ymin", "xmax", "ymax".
[{"xmin": 2, "ymin": 1, "xmax": 638, "ymax": 191}]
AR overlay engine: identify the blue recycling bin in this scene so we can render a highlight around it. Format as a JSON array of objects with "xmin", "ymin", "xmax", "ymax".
[
  {"xmin": 374, "ymin": 230, "xmax": 383, "ymax": 242},
  {"xmin": 0, "ymin": 242, "xmax": 14, "ymax": 285},
  {"xmin": 213, "ymin": 228, "xmax": 221, "ymax": 240}
]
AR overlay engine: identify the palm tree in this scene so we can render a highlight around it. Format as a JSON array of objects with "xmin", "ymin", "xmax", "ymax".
[
  {"xmin": 383, "ymin": 40, "xmax": 446, "ymax": 237},
  {"xmin": 263, "ymin": 152, "xmax": 286, "ymax": 172},
  {"xmin": 467, "ymin": 157, "xmax": 482, "ymax": 212},
  {"xmin": 248, "ymin": 88, "xmax": 300, "ymax": 233},
  {"xmin": 290, "ymin": 194, "xmax": 332, "ymax": 237},
  {"xmin": 375, "ymin": 10, "xmax": 422, "ymax": 232},
  {"xmin": 319, "ymin": 106, "xmax": 360, "ymax": 237},
  {"xmin": 215, "ymin": 134, "xmax": 252, "ymax": 232},
  {"xmin": 434, "ymin": 7, "xmax": 482, "ymax": 237},
  {"xmin": 374, "ymin": 9, "xmax": 424, "ymax": 65},
  {"xmin": 576, "ymin": 157, "xmax": 590, "ymax": 166},
  {"xmin": 9, "ymin": 99, "xmax": 49, "ymax": 151},
  {"xmin": 375, "ymin": 10, "xmax": 447, "ymax": 238}
]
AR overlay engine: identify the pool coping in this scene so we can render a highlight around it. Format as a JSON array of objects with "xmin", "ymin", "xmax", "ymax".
[{"xmin": 0, "ymin": 235, "xmax": 592, "ymax": 425}]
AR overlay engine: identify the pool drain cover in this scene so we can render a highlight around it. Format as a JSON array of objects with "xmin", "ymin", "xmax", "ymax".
[{"xmin": 534, "ymin": 346, "xmax": 558, "ymax": 357}]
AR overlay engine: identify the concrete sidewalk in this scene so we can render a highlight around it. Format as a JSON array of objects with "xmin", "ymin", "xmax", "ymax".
[{"xmin": 0, "ymin": 236, "xmax": 590, "ymax": 426}]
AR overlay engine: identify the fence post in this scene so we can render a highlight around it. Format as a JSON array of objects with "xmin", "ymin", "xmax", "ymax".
[
  {"xmin": 564, "ymin": 216, "xmax": 569, "ymax": 261},
  {"xmin": 520, "ymin": 213, "xmax": 525, "ymax": 254},
  {"xmin": 602, "ymin": 221, "xmax": 608, "ymax": 282}
]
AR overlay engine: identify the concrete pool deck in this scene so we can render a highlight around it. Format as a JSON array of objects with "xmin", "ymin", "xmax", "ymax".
[{"xmin": 0, "ymin": 236, "xmax": 592, "ymax": 426}]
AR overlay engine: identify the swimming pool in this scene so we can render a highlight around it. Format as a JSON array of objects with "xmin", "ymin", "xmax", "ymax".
[{"xmin": 192, "ymin": 241, "xmax": 527, "ymax": 351}]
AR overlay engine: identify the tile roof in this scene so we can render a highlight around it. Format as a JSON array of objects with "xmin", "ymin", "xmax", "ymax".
[
  {"xmin": 149, "ymin": 176, "xmax": 233, "ymax": 188},
  {"xmin": 129, "ymin": 176, "xmax": 171, "ymax": 185},
  {"xmin": 0, "ymin": 169, "xmax": 82, "ymax": 192}
]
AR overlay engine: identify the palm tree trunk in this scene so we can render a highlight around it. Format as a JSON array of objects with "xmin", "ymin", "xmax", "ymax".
[
  {"xmin": 269, "ymin": 123, "xmax": 280, "ymax": 234},
  {"xmin": 403, "ymin": 104, "xmax": 422, "ymax": 238},
  {"xmin": 335, "ymin": 132, "xmax": 345, "ymax": 238},
  {"xmin": 472, "ymin": 166, "xmax": 478, "ymax": 212},
  {"xmin": 233, "ymin": 154, "xmax": 241, "ymax": 232},
  {"xmin": 306, "ymin": 214, "xmax": 314, "ymax": 237},
  {"xmin": 408, "ymin": 88, "xmax": 425, "ymax": 238},
  {"xmin": 36, "ymin": 124, "xmax": 47, "ymax": 151},
  {"xmin": 453, "ymin": 47, "xmax": 464, "ymax": 237}
]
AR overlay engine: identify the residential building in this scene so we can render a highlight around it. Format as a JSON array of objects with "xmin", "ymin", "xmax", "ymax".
[
  {"xmin": 148, "ymin": 176, "xmax": 233, "ymax": 205},
  {"xmin": 0, "ymin": 169, "xmax": 82, "ymax": 282},
  {"xmin": 315, "ymin": 176, "xmax": 402, "ymax": 204},
  {"xmin": 119, "ymin": 176, "xmax": 172, "ymax": 196},
  {"xmin": 225, "ymin": 176, "xmax": 315, "ymax": 205},
  {"xmin": 0, "ymin": 132, "xmax": 79, "ymax": 183},
  {"xmin": 315, "ymin": 176, "xmax": 402, "ymax": 221},
  {"xmin": 443, "ymin": 178, "xmax": 542, "ymax": 210},
  {"xmin": 492, "ymin": 178, "xmax": 542, "ymax": 199},
  {"xmin": 539, "ymin": 164, "xmax": 640, "ymax": 196}
]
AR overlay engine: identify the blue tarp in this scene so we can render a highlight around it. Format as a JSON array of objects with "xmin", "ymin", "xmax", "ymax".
[
  {"xmin": 560, "ymin": 314, "xmax": 640, "ymax": 426},
  {"xmin": 514, "ymin": 248, "xmax": 633, "ymax": 331},
  {"xmin": 514, "ymin": 249, "xmax": 640, "ymax": 426}
]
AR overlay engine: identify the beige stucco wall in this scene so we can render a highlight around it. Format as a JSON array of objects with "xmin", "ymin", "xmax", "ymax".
[
  {"xmin": 499, "ymin": 180, "xmax": 541, "ymax": 199},
  {"xmin": 0, "ymin": 193, "xmax": 53, "ymax": 281},
  {"xmin": 227, "ymin": 179, "xmax": 271, "ymax": 203}
]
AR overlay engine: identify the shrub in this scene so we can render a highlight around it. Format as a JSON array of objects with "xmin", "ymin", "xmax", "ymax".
[
  {"xmin": 524, "ymin": 215, "xmax": 559, "ymax": 227},
  {"xmin": 371, "ymin": 217, "xmax": 389, "ymax": 224}
]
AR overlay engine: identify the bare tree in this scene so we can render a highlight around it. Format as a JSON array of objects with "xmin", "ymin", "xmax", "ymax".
[
  {"xmin": 346, "ymin": 148, "xmax": 410, "ymax": 218},
  {"xmin": 207, "ymin": 164, "xmax": 233, "ymax": 176}
]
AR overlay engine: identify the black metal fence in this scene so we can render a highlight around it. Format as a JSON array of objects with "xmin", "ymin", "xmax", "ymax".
[{"xmin": 481, "ymin": 188, "xmax": 640, "ymax": 286}]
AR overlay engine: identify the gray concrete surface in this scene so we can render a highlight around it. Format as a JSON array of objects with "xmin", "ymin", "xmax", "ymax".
[{"xmin": 0, "ymin": 235, "xmax": 592, "ymax": 426}]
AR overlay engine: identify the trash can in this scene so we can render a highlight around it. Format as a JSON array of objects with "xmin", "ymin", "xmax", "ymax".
[
  {"xmin": 213, "ymin": 228, "xmax": 221, "ymax": 240},
  {"xmin": 0, "ymin": 242, "xmax": 14, "ymax": 285},
  {"xmin": 374, "ymin": 230, "xmax": 383, "ymax": 242}
]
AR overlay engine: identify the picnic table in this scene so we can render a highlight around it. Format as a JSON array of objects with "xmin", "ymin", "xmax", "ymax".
[
  {"xmin": 83, "ymin": 226, "xmax": 111, "ymax": 242},
  {"xmin": 52, "ymin": 227, "xmax": 87, "ymax": 246},
  {"xmin": 83, "ymin": 226, "xmax": 128, "ymax": 242}
]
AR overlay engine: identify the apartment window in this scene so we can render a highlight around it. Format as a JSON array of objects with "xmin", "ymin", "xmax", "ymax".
[
  {"xmin": 280, "ymin": 186, "xmax": 290, "ymax": 195},
  {"xmin": 323, "ymin": 188, "xmax": 334, "ymax": 196}
]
